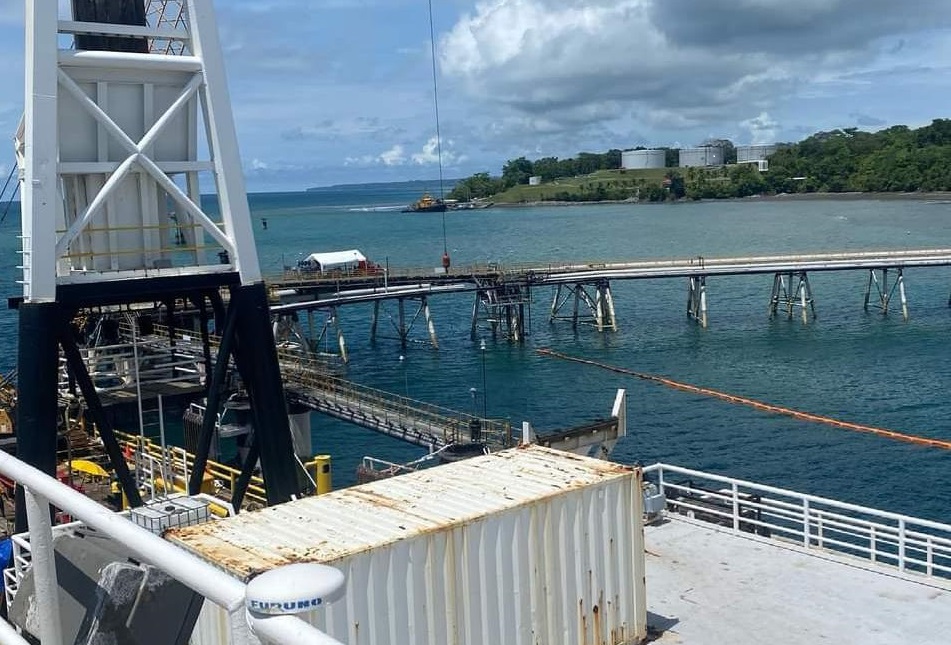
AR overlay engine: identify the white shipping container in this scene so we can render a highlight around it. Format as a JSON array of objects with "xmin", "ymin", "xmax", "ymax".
[{"xmin": 169, "ymin": 445, "xmax": 647, "ymax": 645}]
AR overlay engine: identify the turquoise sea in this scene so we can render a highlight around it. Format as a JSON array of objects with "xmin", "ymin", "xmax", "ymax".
[{"xmin": 2, "ymin": 186, "xmax": 951, "ymax": 522}]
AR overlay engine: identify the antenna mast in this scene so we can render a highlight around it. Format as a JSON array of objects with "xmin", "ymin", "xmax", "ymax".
[{"xmin": 427, "ymin": 0, "xmax": 451, "ymax": 271}]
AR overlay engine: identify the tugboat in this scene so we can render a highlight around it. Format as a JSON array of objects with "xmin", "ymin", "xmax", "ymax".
[{"xmin": 402, "ymin": 192, "xmax": 447, "ymax": 213}]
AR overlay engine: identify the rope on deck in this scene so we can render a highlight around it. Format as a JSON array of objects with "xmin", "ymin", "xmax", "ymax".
[{"xmin": 537, "ymin": 348, "xmax": 951, "ymax": 451}]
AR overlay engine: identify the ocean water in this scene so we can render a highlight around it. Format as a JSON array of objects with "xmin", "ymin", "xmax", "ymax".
[{"xmin": 2, "ymin": 188, "xmax": 951, "ymax": 522}]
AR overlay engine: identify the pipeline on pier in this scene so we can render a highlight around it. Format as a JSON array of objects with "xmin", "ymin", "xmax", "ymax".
[{"xmin": 537, "ymin": 348, "xmax": 951, "ymax": 451}]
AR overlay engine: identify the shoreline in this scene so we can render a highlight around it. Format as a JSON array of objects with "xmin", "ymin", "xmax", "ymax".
[{"xmin": 491, "ymin": 191, "xmax": 951, "ymax": 208}]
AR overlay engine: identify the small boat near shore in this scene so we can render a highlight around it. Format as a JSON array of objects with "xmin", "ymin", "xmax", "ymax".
[
  {"xmin": 402, "ymin": 193, "xmax": 447, "ymax": 213},
  {"xmin": 447, "ymin": 199, "xmax": 494, "ymax": 211}
]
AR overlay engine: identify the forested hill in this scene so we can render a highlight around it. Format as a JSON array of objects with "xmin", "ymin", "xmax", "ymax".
[
  {"xmin": 449, "ymin": 119, "xmax": 951, "ymax": 203},
  {"xmin": 766, "ymin": 120, "xmax": 951, "ymax": 193}
]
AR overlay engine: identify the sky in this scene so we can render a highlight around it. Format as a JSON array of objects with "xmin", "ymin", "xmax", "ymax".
[{"xmin": 0, "ymin": 0, "xmax": 950, "ymax": 192}]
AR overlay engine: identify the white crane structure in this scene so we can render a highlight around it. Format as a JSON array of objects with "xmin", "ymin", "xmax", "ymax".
[{"xmin": 15, "ymin": 0, "xmax": 303, "ymax": 530}]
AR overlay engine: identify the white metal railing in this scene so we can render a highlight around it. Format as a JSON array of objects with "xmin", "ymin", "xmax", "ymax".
[
  {"xmin": 643, "ymin": 463, "xmax": 951, "ymax": 579},
  {"xmin": 0, "ymin": 451, "xmax": 344, "ymax": 644},
  {"xmin": 57, "ymin": 335, "xmax": 204, "ymax": 395}
]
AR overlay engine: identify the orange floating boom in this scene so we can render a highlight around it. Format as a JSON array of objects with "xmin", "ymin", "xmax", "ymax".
[{"xmin": 536, "ymin": 348, "xmax": 951, "ymax": 450}]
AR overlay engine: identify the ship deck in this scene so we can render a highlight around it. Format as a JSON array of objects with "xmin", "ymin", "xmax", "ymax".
[{"xmin": 645, "ymin": 516, "xmax": 951, "ymax": 644}]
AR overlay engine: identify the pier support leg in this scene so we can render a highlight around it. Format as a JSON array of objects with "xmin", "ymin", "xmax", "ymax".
[
  {"xmin": 422, "ymin": 296, "xmax": 439, "ymax": 349},
  {"xmin": 592, "ymin": 281, "xmax": 617, "ymax": 332},
  {"xmin": 801, "ymin": 272, "xmax": 817, "ymax": 322},
  {"xmin": 398, "ymin": 298, "xmax": 407, "ymax": 347},
  {"xmin": 792, "ymin": 272, "xmax": 817, "ymax": 324},
  {"xmin": 898, "ymin": 270, "xmax": 909, "ymax": 321},
  {"xmin": 307, "ymin": 309, "xmax": 317, "ymax": 353},
  {"xmin": 332, "ymin": 307, "xmax": 348, "ymax": 364},
  {"xmin": 768, "ymin": 272, "xmax": 815, "ymax": 323},
  {"xmin": 881, "ymin": 268, "xmax": 890, "ymax": 314},
  {"xmin": 784, "ymin": 272, "xmax": 794, "ymax": 318},
  {"xmin": 470, "ymin": 282, "xmax": 530, "ymax": 342},
  {"xmin": 549, "ymin": 285, "xmax": 562, "ymax": 324},
  {"xmin": 687, "ymin": 276, "xmax": 708, "ymax": 328},
  {"xmin": 572, "ymin": 286, "xmax": 581, "ymax": 329},
  {"xmin": 800, "ymin": 275, "xmax": 809, "ymax": 324},
  {"xmin": 470, "ymin": 291, "xmax": 479, "ymax": 340},
  {"xmin": 768, "ymin": 274, "xmax": 780, "ymax": 318},
  {"xmin": 865, "ymin": 268, "xmax": 907, "ymax": 319},
  {"xmin": 603, "ymin": 283, "xmax": 618, "ymax": 332},
  {"xmin": 370, "ymin": 301, "xmax": 379, "ymax": 343},
  {"xmin": 700, "ymin": 282, "xmax": 708, "ymax": 328},
  {"xmin": 594, "ymin": 287, "xmax": 605, "ymax": 332}
]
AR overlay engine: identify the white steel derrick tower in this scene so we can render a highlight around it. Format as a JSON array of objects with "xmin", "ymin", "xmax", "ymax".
[{"xmin": 15, "ymin": 0, "xmax": 303, "ymax": 526}]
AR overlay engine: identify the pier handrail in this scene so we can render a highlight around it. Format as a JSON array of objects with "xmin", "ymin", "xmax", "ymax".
[
  {"xmin": 644, "ymin": 463, "xmax": 951, "ymax": 580},
  {"xmin": 266, "ymin": 247, "xmax": 951, "ymax": 289},
  {"xmin": 281, "ymin": 358, "xmax": 513, "ymax": 449}
]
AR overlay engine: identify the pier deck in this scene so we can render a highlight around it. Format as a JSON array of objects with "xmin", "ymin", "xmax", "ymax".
[{"xmin": 270, "ymin": 248, "xmax": 951, "ymax": 309}]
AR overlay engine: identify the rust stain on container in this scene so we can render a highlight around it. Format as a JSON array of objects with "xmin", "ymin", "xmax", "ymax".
[{"xmin": 168, "ymin": 445, "xmax": 639, "ymax": 583}]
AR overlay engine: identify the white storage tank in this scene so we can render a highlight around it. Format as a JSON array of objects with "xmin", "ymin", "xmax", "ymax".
[
  {"xmin": 170, "ymin": 445, "xmax": 648, "ymax": 645},
  {"xmin": 680, "ymin": 146, "xmax": 724, "ymax": 168},
  {"xmin": 622, "ymin": 149, "xmax": 666, "ymax": 169},
  {"xmin": 679, "ymin": 146, "xmax": 724, "ymax": 167},
  {"xmin": 736, "ymin": 144, "xmax": 777, "ymax": 163}
]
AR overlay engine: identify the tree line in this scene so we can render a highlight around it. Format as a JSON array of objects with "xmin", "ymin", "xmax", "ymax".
[
  {"xmin": 448, "ymin": 119, "xmax": 951, "ymax": 202},
  {"xmin": 448, "ymin": 150, "xmax": 622, "ymax": 200}
]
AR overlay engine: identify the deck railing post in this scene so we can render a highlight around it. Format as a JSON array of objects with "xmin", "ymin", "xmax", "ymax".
[
  {"xmin": 898, "ymin": 519, "xmax": 907, "ymax": 571},
  {"xmin": 731, "ymin": 483, "xmax": 739, "ymax": 533},
  {"xmin": 24, "ymin": 488, "xmax": 64, "ymax": 645},
  {"xmin": 803, "ymin": 499, "xmax": 811, "ymax": 548}
]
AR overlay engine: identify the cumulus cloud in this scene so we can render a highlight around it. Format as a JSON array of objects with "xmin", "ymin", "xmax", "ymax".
[
  {"xmin": 411, "ymin": 137, "xmax": 465, "ymax": 165},
  {"xmin": 740, "ymin": 112, "xmax": 780, "ymax": 145},
  {"xmin": 345, "ymin": 144, "xmax": 407, "ymax": 167},
  {"xmin": 379, "ymin": 145, "xmax": 406, "ymax": 166},
  {"xmin": 345, "ymin": 138, "xmax": 465, "ymax": 168},
  {"xmin": 440, "ymin": 0, "xmax": 951, "ymax": 140}
]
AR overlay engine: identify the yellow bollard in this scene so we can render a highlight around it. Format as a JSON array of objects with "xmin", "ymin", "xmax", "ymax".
[{"xmin": 311, "ymin": 455, "xmax": 332, "ymax": 495}]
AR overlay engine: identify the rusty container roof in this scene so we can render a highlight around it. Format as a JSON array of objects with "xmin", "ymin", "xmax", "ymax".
[{"xmin": 167, "ymin": 445, "xmax": 635, "ymax": 579}]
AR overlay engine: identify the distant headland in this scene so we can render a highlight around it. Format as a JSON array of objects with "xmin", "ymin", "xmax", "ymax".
[{"xmin": 306, "ymin": 178, "xmax": 460, "ymax": 192}]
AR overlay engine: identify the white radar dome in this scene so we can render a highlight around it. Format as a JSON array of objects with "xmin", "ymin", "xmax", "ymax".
[{"xmin": 246, "ymin": 563, "xmax": 346, "ymax": 615}]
